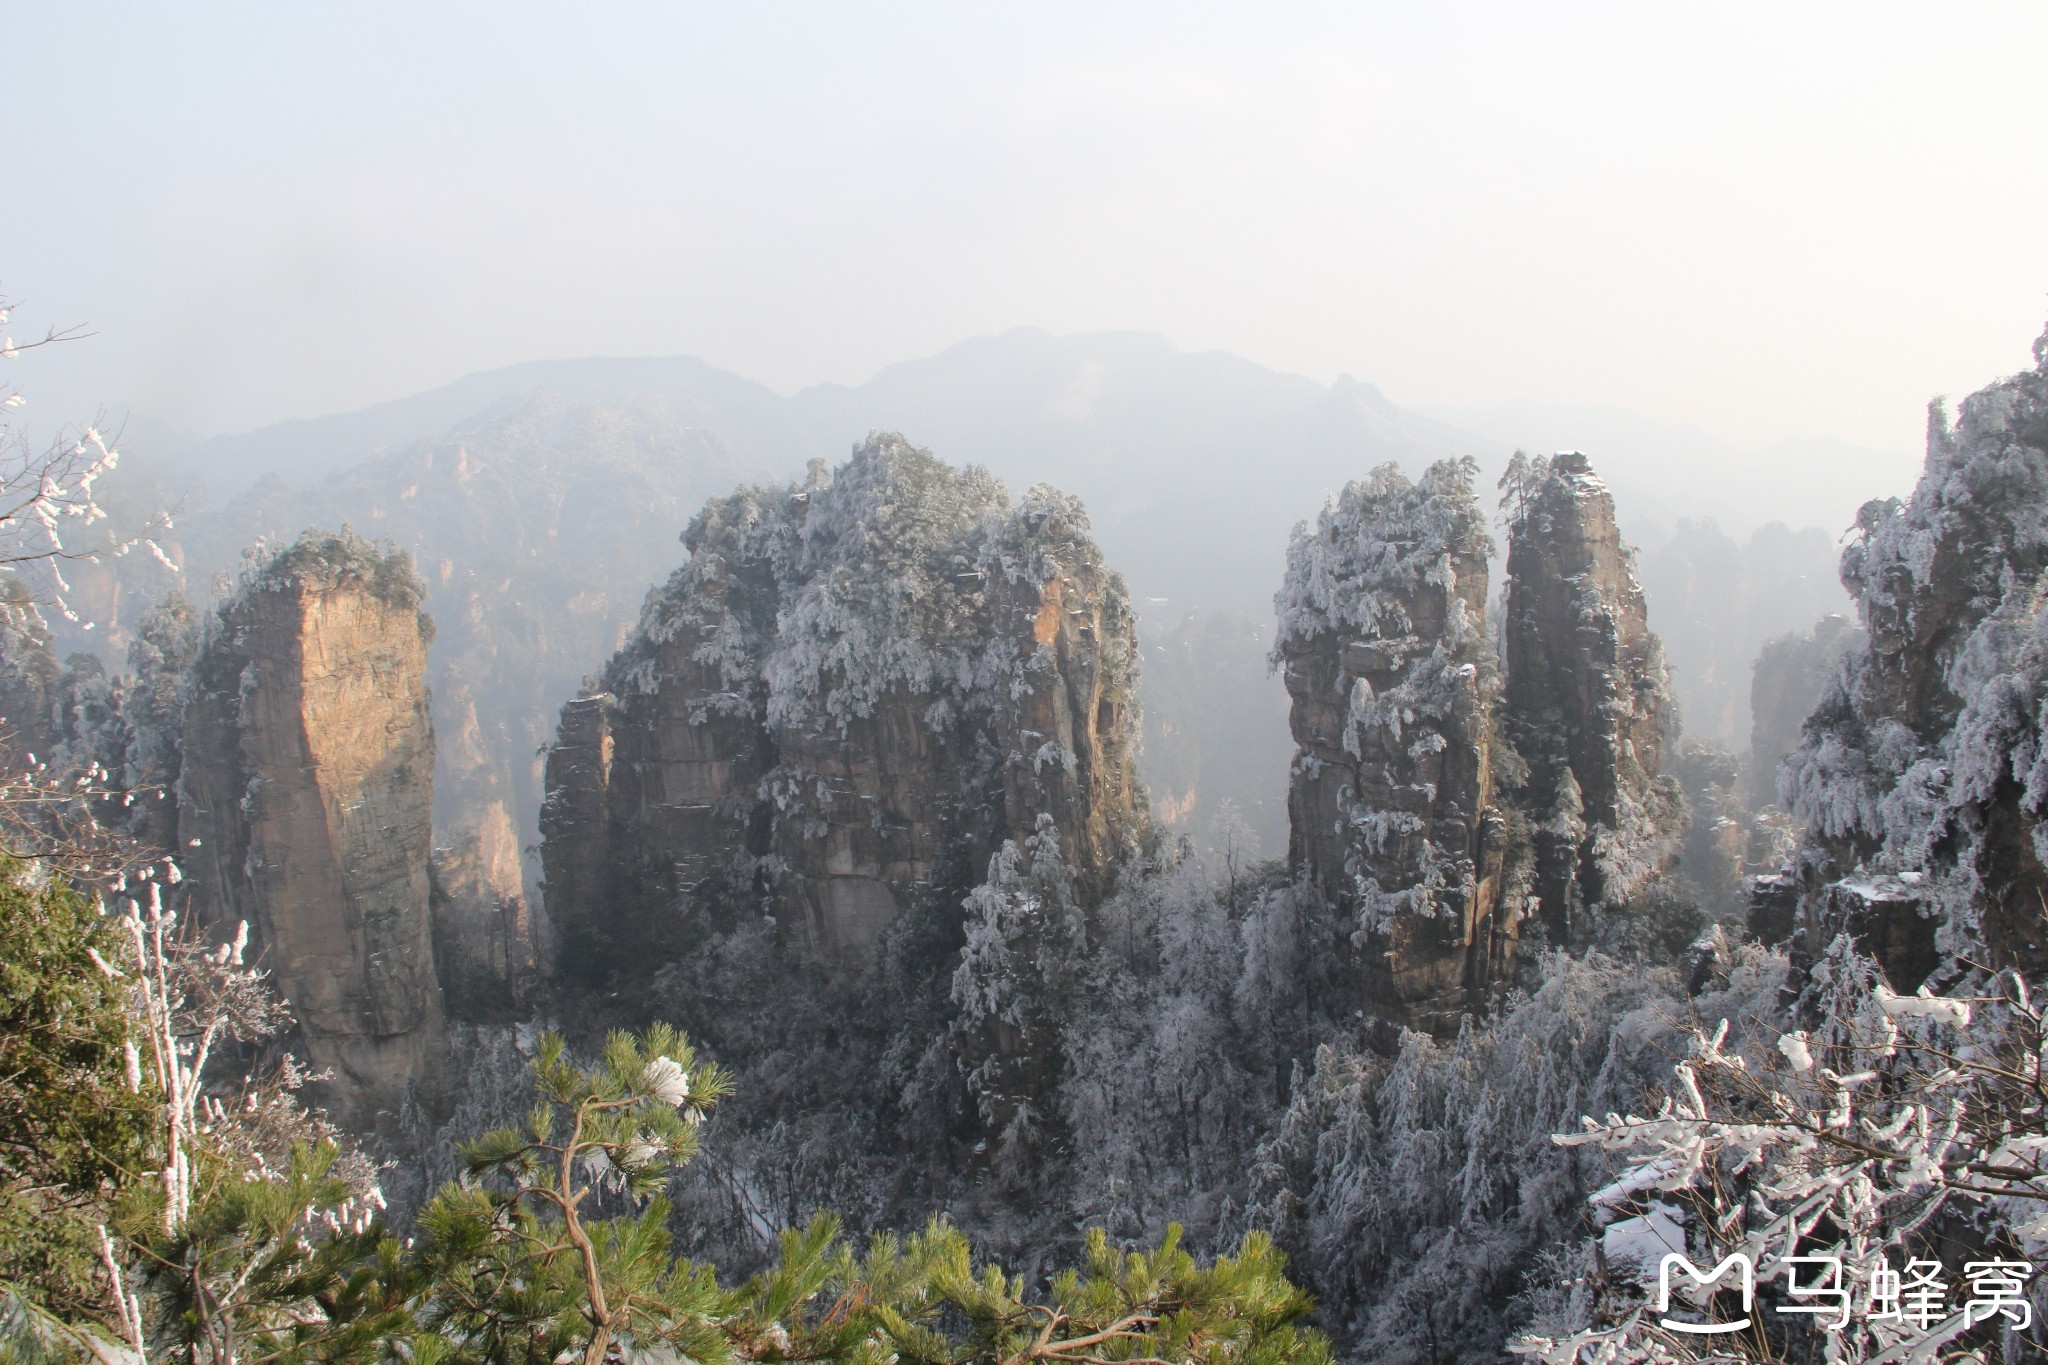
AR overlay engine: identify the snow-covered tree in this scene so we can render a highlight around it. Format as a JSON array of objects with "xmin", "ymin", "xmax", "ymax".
[
  {"xmin": 0, "ymin": 298, "xmax": 174, "ymax": 632},
  {"xmin": 1782, "ymin": 324, "xmax": 2048, "ymax": 977},
  {"xmin": 1520, "ymin": 938, "xmax": 2048, "ymax": 1362},
  {"xmin": 953, "ymin": 816, "xmax": 1088, "ymax": 1180}
]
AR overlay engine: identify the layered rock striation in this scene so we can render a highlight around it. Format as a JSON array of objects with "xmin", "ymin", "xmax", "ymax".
[
  {"xmin": 1501, "ymin": 452, "xmax": 1680, "ymax": 948},
  {"xmin": 179, "ymin": 533, "xmax": 447, "ymax": 1128},
  {"xmin": 543, "ymin": 434, "xmax": 1148, "ymax": 981},
  {"xmin": 1273, "ymin": 458, "xmax": 1514, "ymax": 1027}
]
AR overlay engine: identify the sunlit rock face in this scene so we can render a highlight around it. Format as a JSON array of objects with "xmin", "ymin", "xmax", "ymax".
[
  {"xmin": 179, "ymin": 533, "xmax": 446, "ymax": 1130},
  {"xmin": 543, "ymin": 433, "xmax": 1147, "ymax": 982},
  {"xmin": 1502, "ymin": 452, "xmax": 1680, "ymax": 948},
  {"xmin": 1783, "ymin": 326, "xmax": 2048, "ymax": 980},
  {"xmin": 1273, "ymin": 458, "xmax": 1515, "ymax": 1029}
]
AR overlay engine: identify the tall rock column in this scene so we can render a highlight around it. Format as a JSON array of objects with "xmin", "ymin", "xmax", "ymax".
[
  {"xmin": 1779, "ymin": 326, "xmax": 2048, "ymax": 983},
  {"xmin": 180, "ymin": 532, "xmax": 446, "ymax": 1130},
  {"xmin": 542, "ymin": 435, "xmax": 1148, "ymax": 983},
  {"xmin": 1273, "ymin": 457, "xmax": 1514, "ymax": 1029},
  {"xmin": 1502, "ymin": 452, "xmax": 1679, "ymax": 947}
]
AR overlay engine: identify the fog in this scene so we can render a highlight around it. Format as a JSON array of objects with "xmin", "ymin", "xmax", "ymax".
[{"xmin": 9, "ymin": 1, "xmax": 2047, "ymax": 473}]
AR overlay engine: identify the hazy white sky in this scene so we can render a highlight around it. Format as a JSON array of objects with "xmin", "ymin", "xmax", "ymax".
[{"xmin": 8, "ymin": 2, "xmax": 2046, "ymax": 457}]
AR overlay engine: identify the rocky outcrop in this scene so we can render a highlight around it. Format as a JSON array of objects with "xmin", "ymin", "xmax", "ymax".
[
  {"xmin": 1783, "ymin": 326, "xmax": 2048, "ymax": 980},
  {"xmin": 1745, "ymin": 871, "xmax": 1799, "ymax": 948},
  {"xmin": 1273, "ymin": 458, "xmax": 1515, "ymax": 1028},
  {"xmin": 179, "ymin": 532, "xmax": 446, "ymax": 1129},
  {"xmin": 1502, "ymin": 452, "xmax": 1680, "ymax": 947},
  {"xmin": 430, "ymin": 797, "xmax": 539, "ymax": 1022},
  {"xmin": 543, "ymin": 435, "xmax": 1148, "ymax": 982},
  {"xmin": 538, "ymin": 695, "xmax": 620, "ymax": 976},
  {"xmin": 429, "ymin": 679, "xmax": 544, "ymax": 1020},
  {"xmin": 1272, "ymin": 452, "xmax": 1692, "ymax": 1026}
]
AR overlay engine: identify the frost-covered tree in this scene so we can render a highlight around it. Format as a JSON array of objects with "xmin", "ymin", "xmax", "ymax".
[
  {"xmin": 1519, "ymin": 938, "xmax": 2048, "ymax": 1362},
  {"xmin": 0, "ymin": 298, "xmax": 179, "ymax": 885},
  {"xmin": 0, "ymin": 298, "xmax": 174, "ymax": 632},
  {"xmin": 952, "ymin": 816, "xmax": 1088, "ymax": 1181},
  {"xmin": 1059, "ymin": 851, "xmax": 1295, "ymax": 1248},
  {"xmin": 1235, "ymin": 949, "xmax": 1788, "ymax": 1361},
  {"xmin": 1782, "ymin": 322, "xmax": 2048, "ymax": 980}
]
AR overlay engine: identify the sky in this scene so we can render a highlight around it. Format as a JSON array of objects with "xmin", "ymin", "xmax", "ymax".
[{"xmin": 7, "ymin": 2, "xmax": 2048, "ymax": 461}]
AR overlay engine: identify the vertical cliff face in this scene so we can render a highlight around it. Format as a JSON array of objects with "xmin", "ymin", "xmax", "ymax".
[
  {"xmin": 1273, "ymin": 458, "xmax": 1514, "ymax": 1028},
  {"xmin": 180, "ymin": 533, "xmax": 445, "ymax": 1129},
  {"xmin": 543, "ymin": 434, "xmax": 1147, "ymax": 982},
  {"xmin": 429, "ymin": 681, "xmax": 543, "ymax": 1020},
  {"xmin": 430, "ymin": 797, "xmax": 539, "ymax": 1022},
  {"xmin": 1502, "ymin": 452, "xmax": 1680, "ymax": 947},
  {"xmin": 1782, "ymin": 326, "xmax": 2048, "ymax": 980},
  {"xmin": 1272, "ymin": 451, "xmax": 1690, "ymax": 1025}
]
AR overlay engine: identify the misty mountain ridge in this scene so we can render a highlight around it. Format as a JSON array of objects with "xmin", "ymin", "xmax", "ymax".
[
  {"xmin": 155, "ymin": 325, "xmax": 1879, "ymax": 614},
  {"xmin": 62, "ymin": 327, "xmax": 1866, "ymax": 874},
  {"xmin": 164, "ymin": 354, "xmax": 806, "ymax": 502}
]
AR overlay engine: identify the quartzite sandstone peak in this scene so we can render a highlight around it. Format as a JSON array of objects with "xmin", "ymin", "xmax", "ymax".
[
  {"xmin": 1779, "ymin": 324, "xmax": 2048, "ymax": 983},
  {"xmin": 179, "ymin": 532, "xmax": 447, "ymax": 1129},
  {"xmin": 1502, "ymin": 451, "xmax": 1680, "ymax": 948},
  {"xmin": 543, "ymin": 433, "xmax": 1148, "ymax": 980},
  {"xmin": 1273, "ymin": 457, "xmax": 1515, "ymax": 1027}
]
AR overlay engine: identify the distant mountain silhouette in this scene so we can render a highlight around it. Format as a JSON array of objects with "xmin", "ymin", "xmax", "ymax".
[
  {"xmin": 164, "ymin": 328, "xmax": 1498, "ymax": 621},
  {"xmin": 102, "ymin": 330, "xmax": 1858, "ymax": 870},
  {"xmin": 789, "ymin": 328, "xmax": 1488, "ymax": 617},
  {"xmin": 171, "ymin": 355, "xmax": 807, "ymax": 499}
]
